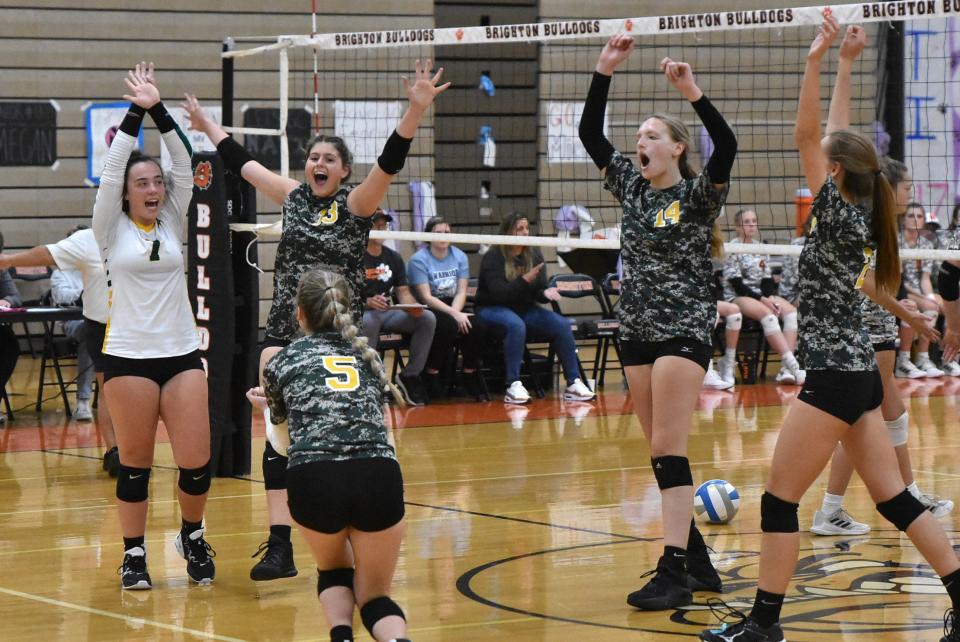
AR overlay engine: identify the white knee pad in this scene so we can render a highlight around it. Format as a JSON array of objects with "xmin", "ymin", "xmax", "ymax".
[
  {"xmin": 782, "ymin": 311, "xmax": 798, "ymax": 333},
  {"xmin": 263, "ymin": 407, "xmax": 291, "ymax": 457},
  {"xmin": 886, "ymin": 411, "xmax": 909, "ymax": 447},
  {"xmin": 923, "ymin": 309, "xmax": 939, "ymax": 321},
  {"xmin": 725, "ymin": 313, "xmax": 743, "ymax": 331},
  {"xmin": 760, "ymin": 313, "xmax": 781, "ymax": 336}
]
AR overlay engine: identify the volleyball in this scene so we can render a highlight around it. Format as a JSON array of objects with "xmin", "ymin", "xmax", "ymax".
[{"xmin": 694, "ymin": 480, "xmax": 741, "ymax": 525}]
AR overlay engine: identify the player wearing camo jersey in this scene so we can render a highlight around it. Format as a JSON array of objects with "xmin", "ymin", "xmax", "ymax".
[
  {"xmin": 580, "ymin": 35, "xmax": 737, "ymax": 611},
  {"xmin": 700, "ymin": 20, "xmax": 960, "ymax": 642},
  {"xmin": 247, "ymin": 268, "xmax": 410, "ymax": 642},
  {"xmin": 183, "ymin": 60, "xmax": 449, "ymax": 584},
  {"xmin": 899, "ymin": 203, "xmax": 948, "ymax": 376}
]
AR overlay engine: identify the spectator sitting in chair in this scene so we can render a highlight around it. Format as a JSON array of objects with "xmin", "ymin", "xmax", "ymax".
[
  {"xmin": 0, "ymin": 230, "xmax": 22, "ymax": 424},
  {"xmin": 362, "ymin": 209, "xmax": 436, "ymax": 406},
  {"xmin": 407, "ymin": 216, "xmax": 489, "ymax": 400},
  {"xmin": 475, "ymin": 211, "xmax": 595, "ymax": 405}
]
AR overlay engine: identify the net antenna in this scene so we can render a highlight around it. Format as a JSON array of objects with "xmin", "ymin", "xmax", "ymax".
[{"xmin": 221, "ymin": 2, "xmax": 960, "ymax": 262}]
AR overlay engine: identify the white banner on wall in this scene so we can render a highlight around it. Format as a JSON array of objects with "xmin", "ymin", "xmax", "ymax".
[
  {"xmin": 160, "ymin": 106, "xmax": 222, "ymax": 172},
  {"xmin": 83, "ymin": 102, "xmax": 144, "ymax": 186},
  {"xmin": 334, "ymin": 100, "xmax": 402, "ymax": 164},
  {"xmin": 905, "ymin": 17, "xmax": 958, "ymax": 224},
  {"xmin": 547, "ymin": 102, "xmax": 607, "ymax": 164}
]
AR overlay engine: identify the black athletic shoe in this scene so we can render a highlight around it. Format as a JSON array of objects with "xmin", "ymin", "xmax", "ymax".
[
  {"xmin": 943, "ymin": 608, "xmax": 960, "ymax": 642},
  {"xmin": 249, "ymin": 534, "xmax": 298, "ymax": 581},
  {"xmin": 118, "ymin": 546, "xmax": 152, "ymax": 590},
  {"xmin": 699, "ymin": 599, "xmax": 785, "ymax": 642},
  {"xmin": 687, "ymin": 545, "xmax": 723, "ymax": 593},
  {"xmin": 174, "ymin": 527, "xmax": 216, "ymax": 585},
  {"xmin": 103, "ymin": 447, "xmax": 120, "ymax": 478},
  {"xmin": 463, "ymin": 372, "xmax": 485, "ymax": 400},
  {"xmin": 396, "ymin": 374, "xmax": 427, "ymax": 406},
  {"xmin": 626, "ymin": 556, "xmax": 692, "ymax": 610}
]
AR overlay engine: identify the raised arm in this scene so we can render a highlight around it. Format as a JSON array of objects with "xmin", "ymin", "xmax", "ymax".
[
  {"xmin": 827, "ymin": 25, "xmax": 866, "ymax": 134},
  {"xmin": 795, "ymin": 16, "xmax": 840, "ymax": 196},
  {"xmin": 347, "ymin": 60, "xmax": 450, "ymax": 217},
  {"xmin": 182, "ymin": 93, "xmax": 299, "ymax": 205},
  {"xmin": 662, "ymin": 57, "xmax": 737, "ymax": 187},
  {"xmin": 578, "ymin": 35, "xmax": 633, "ymax": 171}
]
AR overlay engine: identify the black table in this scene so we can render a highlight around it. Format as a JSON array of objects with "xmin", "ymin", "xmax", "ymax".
[{"xmin": 0, "ymin": 306, "xmax": 83, "ymax": 420}]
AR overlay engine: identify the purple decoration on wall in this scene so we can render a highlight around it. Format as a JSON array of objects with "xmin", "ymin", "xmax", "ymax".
[{"xmin": 873, "ymin": 121, "xmax": 891, "ymax": 157}]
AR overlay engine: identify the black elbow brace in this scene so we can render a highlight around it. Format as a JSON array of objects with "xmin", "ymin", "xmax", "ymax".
[
  {"xmin": 216, "ymin": 136, "xmax": 256, "ymax": 176},
  {"xmin": 939, "ymin": 262, "xmax": 960, "ymax": 302},
  {"xmin": 148, "ymin": 102, "xmax": 176, "ymax": 133},
  {"xmin": 376, "ymin": 130, "xmax": 413, "ymax": 175}
]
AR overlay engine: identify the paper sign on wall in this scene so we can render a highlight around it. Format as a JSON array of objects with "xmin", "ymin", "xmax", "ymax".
[{"xmin": 335, "ymin": 101, "xmax": 402, "ymax": 164}]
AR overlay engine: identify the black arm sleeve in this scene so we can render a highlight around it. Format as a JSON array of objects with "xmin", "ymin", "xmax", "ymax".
[
  {"xmin": 728, "ymin": 277, "xmax": 761, "ymax": 300},
  {"xmin": 216, "ymin": 136, "xmax": 256, "ymax": 176},
  {"xmin": 578, "ymin": 72, "xmax": 617, "ymax": 170},
  {"xmin": 760, "ymin": 277, "xmax": 778, "ymax": 297},
  {"xmin": 147, "ymin": 102, "xmax": 176, "ymax": 134},
  {"xmin": 691, "ymin": 95, "xmax": 737, "ymax": 184},
  {"xmin": 939, "ymin": 261, "xmax": 960, "ymax": 302},
  {"xmin": 118, "ymin": 105, "xmax": 146, "ymax": 138}
]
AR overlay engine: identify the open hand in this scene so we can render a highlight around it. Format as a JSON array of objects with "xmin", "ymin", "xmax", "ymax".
[
  {"xmin": 402, "ymin": 59, "xmax": 451, "ymax": 111},
  {"xmin": 122, "ymin": 62, "xmax": 160, "ymax": 109},
  {"xmin": 180, "ymin": 93, "xmax": 210, "ymax": 133}
]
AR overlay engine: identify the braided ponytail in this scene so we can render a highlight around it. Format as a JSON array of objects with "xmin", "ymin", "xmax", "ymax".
[{"xmin": 297, "ymin": 267, "xmax": 405, "ymax": 405}]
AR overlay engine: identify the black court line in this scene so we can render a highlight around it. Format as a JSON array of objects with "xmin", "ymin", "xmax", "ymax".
[{"xmin": 40, "ymin": 448, "xmax": 180, "ymax": 472}]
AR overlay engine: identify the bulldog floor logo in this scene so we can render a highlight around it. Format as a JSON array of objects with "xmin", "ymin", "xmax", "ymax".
[{"xmin": 457, "ymin": 533, "xmax": 954, "ymax": 638}]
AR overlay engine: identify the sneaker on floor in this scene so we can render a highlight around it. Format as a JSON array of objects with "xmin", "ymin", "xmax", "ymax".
[
  {"xmin": 118, "ymin": 546, "xmax": 152, "ymax": 590},
  {"xmin": 943, "ymin": 361, "xmax": 960, "ymax": 377},
  {"xmin": 810, "ymin": 507, "xmax": 871, "ymax": 536},
  {"xmin": 700, "ymin": 613, "xmax": 785, "ymax": 642},
  {"xmin": 686, "ymin": 546, "xmax": 723, "ymax": 593},
  {"xmin": 942, "ymin": 608, "xmax": 960, "ymax": 642},
  {"xmin": 102, "ymin": 446, "xmax": 120, "ymax": 478},
  {"xmin": 774, "ymin": 365, "xmax": 796, "ymax": 385},
  {"xmin": 73, "ymin": 399, "xmax": 93, "ymax": 422},
  {"xmin": 504, "ymin": 380, "xmax": 531, "ymax": 405},
  {"xmin": 917, "ymin": 357, "xmax": 946, "ymax": 378},
  {"xmin": 563, "ymin": 378, "xmax": 596, "ymax": 401},
  {"xmin": 249, "ymin": 534, "xmax": 298, "ymax": 581},
  {"xmin": 919, "ymin": 493, "xmax": 955, "ymax": 519},
  {"xmin": 704, "ymin": 366, "xmax": 734, "ymax": 391},
  {"xmin": 896, "ymin": 358, "xmax": 928, "ymax": 379},
  {"xmin": 626, "ymin": 556, "xmax": 692, "ymax": 611},
  {"xmin": 174, "ymin": 527, "xmax": 216, "ymax": 585},
  {"xmin": 396, "ymin": 374, "xmax": 427, "ymax": 406},
  {"xmin": 717, "ymin": 356, "xmax": 736, "ymax": 386}
]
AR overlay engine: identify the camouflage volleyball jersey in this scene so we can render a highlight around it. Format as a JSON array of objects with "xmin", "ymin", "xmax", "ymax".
[
  {"xmin": 603, "ymin": 151, "xmax": 728, "ymax": 344},
  {"xmin": 265, "ymin": 184, "xmax": 371, "ymax": 341},
  {"xmin": 900, "ymin": 233, "xmax": 934, "ymax": 292},
  {"xmin": 721, "ymin": 244, "xmax": 772, "ymax": 301},
  {"xmin": 859, "ymin": 246, "xmax": 898, "ymax": 345},
  {"xmin": 263, "ymin": 332, "xmax": 395, "ymax": 467},
  {"xmin": 776, "ymin": 236, "xmax": 806, "ymax": 303},
  {"xmin": 797, "ymin": 177, "xmax": 877, "ymax": 371}
]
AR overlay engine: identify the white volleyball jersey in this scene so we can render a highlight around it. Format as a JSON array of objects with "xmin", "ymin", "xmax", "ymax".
[
  {"xmin": 92, "ymin": 129, "xmax": 199, "ymax": 358},
  {"xmin": 47, "ymin": 228, "xmax": 109, "ymax": 324}
]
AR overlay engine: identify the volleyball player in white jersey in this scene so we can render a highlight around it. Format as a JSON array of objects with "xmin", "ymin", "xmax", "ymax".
[
  {"xmin": 0, "ymin": 227, "xmax": 118, "ymax": 475},
  {"xmin": 92, "ymin": 63, "xmax": 214, "ymax": 590},
  {"xmin": 183, "ymin": 60, "xmax": 449, "ymax": 581}
]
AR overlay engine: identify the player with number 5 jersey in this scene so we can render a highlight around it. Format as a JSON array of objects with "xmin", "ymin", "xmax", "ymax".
[{"xmin": 579, "ymin": 34, "xmax": 737, "ymax": 612}]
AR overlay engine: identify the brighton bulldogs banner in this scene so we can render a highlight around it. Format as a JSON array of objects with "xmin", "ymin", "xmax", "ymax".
[{"xmin": 188, "ymin": 152, "xmax": 243, "ymax": 476}]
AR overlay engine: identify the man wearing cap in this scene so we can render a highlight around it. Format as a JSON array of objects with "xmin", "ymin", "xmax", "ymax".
[{"xmin": 362, "ymin": 209, "xmax": 436, "ymax": 405}]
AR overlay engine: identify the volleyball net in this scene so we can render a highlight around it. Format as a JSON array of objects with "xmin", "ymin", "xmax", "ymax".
[{"xmin": 220, "ymin": 2, "xmax": 960, "ymax": 260}]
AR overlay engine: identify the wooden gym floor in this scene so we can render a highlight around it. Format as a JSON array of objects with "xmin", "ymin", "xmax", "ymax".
[{"xmin": 2, "ymin": 356, "xmax": 960, "ymax": 641}]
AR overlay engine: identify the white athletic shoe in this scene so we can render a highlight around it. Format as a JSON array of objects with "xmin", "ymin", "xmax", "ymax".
[
  {"xmin": 810, "ymin": 507, "xmax": 871, "ymax": 536},
  {"xmin": 504, "ymin": 380, "xmax": 531, "ymax": 404},
  {"xmin": 895, "ymin": 358, "xmax": 927, "ymax": 379},
  {"xmin": 717, "ymin": 355, "xmax": 736, "ymax": 386},
  {"xmin": 916, "ymin": 357, "xmax": 946, "ymax": 378},
  {"xmin": 73, "ymin": 399, "xmax": 93, "ymax": 422},
  {"xmin": 775, "ymin": 365, "xmax": 796, "ymax": 385},
  {"xmin": 942, "ymin": 361, "xmax": 960, "ymax": 377},
  {"xmin": 563, "ymin": 378, "xmax": 596, "ymax": 401},
  {"xmin": 703, "ymin": 366, "xmax": 734, "ymax": 390},
  {"xmin": 918, "ymin": 493, "xmax": 955, "ymax": 519}
]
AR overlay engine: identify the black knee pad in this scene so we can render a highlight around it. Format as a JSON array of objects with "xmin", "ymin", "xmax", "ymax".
[
  {"xmin": 760, "ymin": 491, "xmax": 799, "ymax": 533},
  {"xmin": 651, "ymin": 455, "xmax": 693, "ymax": 490},
  {"xmin": 178, "ymin": 461, "xmax": 211, "ymax": 496},
  {"xmin": 876, "ymin": 488, "xmax": 926, "ymax": 531},
  {"xmin": 360, "ymin": 596, "xmax": 405, "ymax": 636},
  {"xmin": 262, "ymin": 441, "xmax": 288, "ymax": 490},
  {"xmin": 317, "ymin": 567, "xmax": 355, "ymax": 594},
  {"xmin": 939, "ymin": 262, "xmax": 960, "ymax": 302},
  {"xmin": 116, "ymin": 465, "xmax": 151, "ymax": 502}
]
